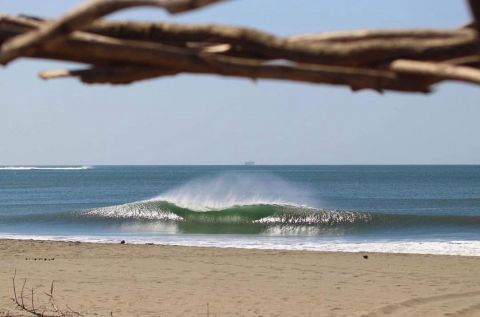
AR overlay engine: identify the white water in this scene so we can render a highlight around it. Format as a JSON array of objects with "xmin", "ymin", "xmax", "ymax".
[
  {"xmin": 0, "ymin": 166, "xmax": 91, "ymax": 170},
  {"xmin": 150, "ymin": 172, "xmax": 315, "ymax": 211},
  {"xmin": 83, "ymin": 202, "xmax": 183, "ymax": 220},
  {"xmin": 2, "ymin": 233, "xmax": 480, "ymax": 256}
]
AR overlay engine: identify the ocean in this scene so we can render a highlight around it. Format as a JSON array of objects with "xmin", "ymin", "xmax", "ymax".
[{"xmin": 1, "ymin": 165, "xmax": 480, "ymax": 256}]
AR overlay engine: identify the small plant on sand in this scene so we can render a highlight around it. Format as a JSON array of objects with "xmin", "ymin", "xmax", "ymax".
[{"xmin": 10, "ymin": 270, "xmax": 83, "ymax": 317}]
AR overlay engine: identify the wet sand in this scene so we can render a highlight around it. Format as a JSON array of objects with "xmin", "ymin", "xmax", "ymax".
[{"xmin": 1, "ymin": 239, "xmax": 480, "ymax": 316}]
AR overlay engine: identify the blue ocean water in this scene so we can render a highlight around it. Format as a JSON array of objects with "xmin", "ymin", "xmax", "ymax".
[{"xmin": 1, "ymin": 165, "xmax": 480, "ymax": 255}]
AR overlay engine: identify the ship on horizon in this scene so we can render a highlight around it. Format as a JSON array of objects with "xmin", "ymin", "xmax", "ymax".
[{"xmin": 244, "ymin": 161, "xmax": 255, "ymax": 166}]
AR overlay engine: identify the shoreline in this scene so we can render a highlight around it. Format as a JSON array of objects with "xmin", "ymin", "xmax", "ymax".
[
  {"xmin": 1, "ymin": 235, "xmax": 480, "ymax": 257},
  {"xmin": 2, "ymin": 239, "xmax": 480, "ymax": 316}
]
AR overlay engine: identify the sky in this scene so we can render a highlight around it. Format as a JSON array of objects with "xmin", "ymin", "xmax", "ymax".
[{"xmin": 0, "ymin": 0, "xmax": 479, "ymax": 165}]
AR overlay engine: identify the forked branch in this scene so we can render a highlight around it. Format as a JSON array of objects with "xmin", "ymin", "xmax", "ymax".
[
  {"xmin": 0, "ymin": 0, "xmax": 479, "ymax": 93},
  {"xmin": 0, "ymin": 0, "xmax": 225, "ymax": 64},
  {"xmin": 11, "ymin": 270, "xmax": 83, "ymax": 317}
]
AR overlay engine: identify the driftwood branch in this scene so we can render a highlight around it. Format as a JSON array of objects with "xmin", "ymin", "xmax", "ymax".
[
  {"xmin": 84, "ymin": 21, "xmax": 480, "ymax": 66},
  {"xmin": 469, "ymin": 0, "xmax": 480, "ymax": 31},
  {"xmin": 39, "ymin": 67, "xmax": 179, "ymax": 84},
  {"xmin": 0, "ymin": 0, "xmax": 225, "ymax": 64},
  {"xmin": 1, "ymin": 0, "xmax": 479, "ymax": 93},
  {"xmin": 3, "ymin": 15, "xmax": 478, "ymax": 67},
  {"xmin": 391, "ymin": 59, "xmax": 480, "ymax": 85}
]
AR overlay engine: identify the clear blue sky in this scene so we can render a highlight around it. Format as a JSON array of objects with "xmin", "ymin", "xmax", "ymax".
[{"xmin": 0, "ymin": 0, "xmax": 478, "ymax": 165}]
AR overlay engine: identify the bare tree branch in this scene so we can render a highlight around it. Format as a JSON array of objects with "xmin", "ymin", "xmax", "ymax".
[
  {"xmin": 0, "ymin": 23, "xmax": 430, "ymax": 91},
  {"xmin": 0, "ymin": 1, "xmax": 479, "ymax": 93},
  {"xmin": 391, "ymin": 59, "xmax": 480, "ymax": 85},
  {"xmin": 0, "ymin": 0, "xmax": 225, "ymax": 64},
  {"xmin": 468, "ymin": 0, "xmax": 480, "ymax": 31},
  {"xmin": 2, "ymin": 15, "xmax": 478, "ymax": 66},
  {"xmin": 39, "ymin": 67, "xmax": 179, "ymax": 84}
]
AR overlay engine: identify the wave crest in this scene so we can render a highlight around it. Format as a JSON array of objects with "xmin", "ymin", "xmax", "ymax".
[{"xmin": 0, "ymin": 166, "xmax": 91, "ymax": 170}]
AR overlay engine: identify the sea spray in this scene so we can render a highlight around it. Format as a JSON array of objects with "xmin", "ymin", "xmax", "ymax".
[{"xmin": 149, "ymin": 172, "xmax": 316, "ymax": 211}]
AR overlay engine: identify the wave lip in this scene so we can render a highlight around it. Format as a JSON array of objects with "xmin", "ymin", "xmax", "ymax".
[
  {"xmin": 0, "ymin": 166, "xmax": 91, "ymax": 170},
  {"xmin": 149, "ymin": 197, "xmax": 309, "ymax": 212}
]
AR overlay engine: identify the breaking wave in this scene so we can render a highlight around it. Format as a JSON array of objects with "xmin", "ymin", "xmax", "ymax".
[
  {"xmin": 0, "ymin": 166, "xmax": 91, "ymax": 170},
  {"xmin": 76, "ymin": 200, "xmax": 480, "ymax": 236},
  {"xmin": 4, "ymin": 172, "xmax": 480, "ymax": 236},
  {"xmin": 75, "ymin": 172, "xmax": 480, "ymax": 234}
]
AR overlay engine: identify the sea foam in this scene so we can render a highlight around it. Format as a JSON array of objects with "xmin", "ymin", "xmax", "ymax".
[{"xmin": 2, "ymin": 234, "xmax": 480, "ymax": 256}]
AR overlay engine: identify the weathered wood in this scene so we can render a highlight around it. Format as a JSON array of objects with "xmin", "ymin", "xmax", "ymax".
[
  {"xmin": 38, "ymin": 64, "xmax": 432, "ymax": 93},
  {"xmin": 468, "ymin": 0, "xmax": 480, "ymax": 31},
  {"xmin": 40, "ymin": 67, "xmax": 179, "ymax": 84},
  {"xmin": 0, "ymin": 0, "xmax": 225, "ymax": 64},
  {"xmin": 391, "ymin": 59, "xmax": 480, "ymax": 85},
  {"xmin": 288, "ymin": 29, "xmax": 477, "ymax": 43},
  {"xmin": 2, "ymin": 15, "xmax": 479, "ymax": 67},
  {"xmin": 0, "ymin": 0, "xmax": 479, "ymax": 93},
  {"xmin": 87, "ymin": 21, "xmax": 480, "ymax": 66},
  {"xmin": 29, "ymin": 33, "xmax": 431, "ymax": 92}
]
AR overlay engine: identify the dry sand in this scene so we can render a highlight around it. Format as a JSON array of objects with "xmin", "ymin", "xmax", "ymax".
[{"xmin": 1, "ymin": 239, "xmax": 480, "ymax": 317}]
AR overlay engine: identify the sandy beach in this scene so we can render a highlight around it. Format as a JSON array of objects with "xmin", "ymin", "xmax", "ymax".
[{"xmin": 0, "ymin": 240, "xmax": 479, "ymax": 316}]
